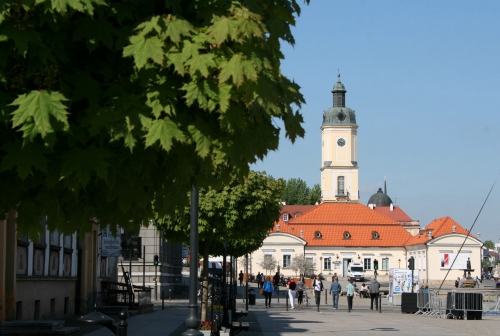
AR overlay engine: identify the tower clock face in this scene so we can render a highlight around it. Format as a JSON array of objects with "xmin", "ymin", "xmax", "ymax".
[{"xmin": 337, "ymin": 138, "xmax": 346, "ymax": 147}]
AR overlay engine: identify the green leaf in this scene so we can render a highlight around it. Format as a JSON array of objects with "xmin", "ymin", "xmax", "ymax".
[
  {"xmin": 188, "ymin": 124, "xmax": 211, "ymax": 158},
  {"xmin": 219, "ymin": 54, "xmax": 258, "ymax": 87},
  {"xmin": 123, "ymin": 35, "xmax": 164, "ymax": 69},
  {"xmin": 61, "ymin": 146, "xmax": 110, "ymax": 186},
  {"xmin": 186, "ymin": 53, "xmax": 215, "ymax": 78},
  {"xmin": 218, "ymin": 84, "xmax": 232, "ymax": 112},
  {"xmin": 144, "ymin": 118, "xmax": 185, "ymax": 151},
  {"xmin": 0, "ymin": 141, "xmax": 47, "ymax": 180},
  {"xmin": 208, "ymin": 16, "xmax": 231, "ymax": 45},
  {"xmin": 164, "ymin": 16, "xmax": 193, "ymax": 44},
  {"xmin": 10, "ymin": 90, "xmax": 69, "ymax": 139}
]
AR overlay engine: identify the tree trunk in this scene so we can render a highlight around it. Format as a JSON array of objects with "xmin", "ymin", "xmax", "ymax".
[{"xmin": 201, "ymin": 239, "xmax": 210, "ymax": 322}]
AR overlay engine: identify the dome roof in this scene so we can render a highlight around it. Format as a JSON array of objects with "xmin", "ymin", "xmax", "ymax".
[
  {"xmin": 332, "ymin": 80, "xmax": 346, "ymax": 92},
  {"xmin": 322, "ymin": 107, "xmax": 357, "ymax": 126},
  {"xmin": 367, "ymin": 188, "xmax": 393, "ymax": 207}
]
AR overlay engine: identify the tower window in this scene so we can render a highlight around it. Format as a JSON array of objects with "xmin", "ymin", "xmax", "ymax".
[{"xmin": 337, "ymin": 176, "xmax": 345, "ymax": 195}]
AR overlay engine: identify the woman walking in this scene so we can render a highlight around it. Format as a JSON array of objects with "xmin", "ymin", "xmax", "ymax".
[
  {"xmin": 346, "ymin": 279, "xmax": 356, "ymax": 312},
  {"xmin": 263, "ymin": 276, "xmax": 274, "ymax": 308},
  {"xmin": 312, "ymin": 275, "xmax": 324, "ymax": 312},
  {"xmin": 287, "ymin": 278, "xmax": 297, "ymax": 309},
  {"xmin": 297, "ymin": 275, "xmax": 306, "ymax": 306}
]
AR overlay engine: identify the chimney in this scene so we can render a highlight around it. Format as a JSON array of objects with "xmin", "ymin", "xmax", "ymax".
[
  {"xmin": 452, "ymin": 225, "xmax": 456, "ymax": 233},
  {"xmin": 300, "ymin": 230, "xmax": 304, "ymax": 238},
  {"xmin": 390, "ymin": 203, "xmax": 394, "ymax": 211},
  {"xmin": 276, "ymin": 224, "xmax": 280, "ymax": 232},
  {"xmin": 427, "ymin": 229, "xmax": 433, "ymax": 240},
  {"xmin": 369, "ymin": 204, "xmax": 374, "ymax": 210}
]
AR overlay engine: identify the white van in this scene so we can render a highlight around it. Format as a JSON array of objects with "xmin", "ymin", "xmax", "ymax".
[{"xmin": 347, "ymin": 262, "xmax": 365, "ymax": 282}]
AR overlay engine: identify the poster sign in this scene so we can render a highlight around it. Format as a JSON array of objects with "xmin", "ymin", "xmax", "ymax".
[
  {"xmin": 389, "ymin": 269, "xmax": 419, "ymax": 298},
  {"xmin": 101, "ymin": 226, "xmax": 121, "ymax": 257},
  {"xmin": 440, "ymin": 253, "xmax": 470, "ymax": 269}
]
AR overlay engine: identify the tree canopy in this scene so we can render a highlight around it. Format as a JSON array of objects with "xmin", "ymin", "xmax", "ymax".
[
  {"xmin": 0, "ymin": 0, "xmax": 307, "ymax": 234},
  {"xmin": 155, "ymin": 170, "xmax": 282, "ymax": 258},
  {"xmin": 281, "ymin": 178, "xmax": 320, "ymax": 205},
  {"xmin": 484, "ymin": 240, "xmax": 495, "ymax": 249}
]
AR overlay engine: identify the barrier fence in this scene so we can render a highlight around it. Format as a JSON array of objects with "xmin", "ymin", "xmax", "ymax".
[{"xmin": 416, "ymin": 289, "xmax": 500, "ymax": 319}]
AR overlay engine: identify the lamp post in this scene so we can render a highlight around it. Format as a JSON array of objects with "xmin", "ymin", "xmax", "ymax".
[
  {"xmin": 398, "ymin": 259, "xmax": 401, "ymax": 269},
  {"xmin": 183, "ymin": 185, "xmax": 202, "ymax": 336}
]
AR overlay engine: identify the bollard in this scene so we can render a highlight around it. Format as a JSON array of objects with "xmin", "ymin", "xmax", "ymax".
[
  {"xmin": 162, "ymin": 291, "xmax": 164, "ymax": 310},
  {"xmin": 117, "ymin": 311, "xmax": 129, "ymax": 336},
  {"xmin": 286, "ymin": 290, "xmax": 288, "ymax": 311},
  {"xmin": 169, "ymin": 287, "xmax": 172, "ymax": 301},
  {"xmin": 379, "ymin": 294, "xmax": 382, "ymax": 313}
]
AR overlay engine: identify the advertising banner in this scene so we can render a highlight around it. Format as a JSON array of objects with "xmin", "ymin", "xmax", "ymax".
[
  {"xmin": 440, "ymin": 253, "xmax": 470, "ymax": 269},
  {"xmin": 389, "ymin": 269, "xmax": 420, "ymax": 298},
  {"xmin": 101, "ymin": 226, "xmax": 121, "ymax": 257}
]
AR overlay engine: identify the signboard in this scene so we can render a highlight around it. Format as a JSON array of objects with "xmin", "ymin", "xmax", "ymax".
[
  {"xmin": 182, "ymin": 247, "xmax": 189, "ymax": 258},
  {"xmin": 440, "ymin": 253, "xmax": 470, "ymax": 269},
  {"xmin": 389, "ymin": 269, "xmax": 420, "ymax": 298},
  {"xmin": 101, "ymin": 226, "xmax": 121, "ymax": 257}
]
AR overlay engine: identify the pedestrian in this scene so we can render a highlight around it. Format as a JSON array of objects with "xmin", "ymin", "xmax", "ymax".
[
  {"xmin": 346, "ymin": 279, "xmax": 356, "ymax": 312},
  {"xmin": 263, "ymin": 276, "xmax": 274, "ymax": 308},
  {"xmin": 256, "ymin": 272, "xmax": 261, "ymax": 288},
  {"xmin": 297, "ymin": 275, "xmax": 306, "ymax": 306},
  {"xmin": 454, "ymin": 277, "xmax": 460, "ymax": 288},
  {"xmin": 287, "ymin": 278, "xmax": 297, "ymax": 309},
  {"xmin": 330, "ymin": 277, "xmax": 341, "ymax": 309},
  {"xmin": 312, "ymin": 275, "xmax": 324, "ymax": 312},
  {"xmin": 369, "ymin": 277, "xmax": 380, "ymax": 310},
  {"xmin": 273, "ymin": 272, "xmax": 280, "ymax": 291},
  {"xmin": 261, "ymin": 273, "xmax": 265, "ymax": 289},
  {"xmin": 239, "ymin": 270, "xmax": 244, "ymax": 286}
]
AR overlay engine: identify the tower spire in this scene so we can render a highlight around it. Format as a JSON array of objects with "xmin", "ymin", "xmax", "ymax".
[{"xmin": 384, "ymin": 176, "xmax": 387, "ymax": 195}]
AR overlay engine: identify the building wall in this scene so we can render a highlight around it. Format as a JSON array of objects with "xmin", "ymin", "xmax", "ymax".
[
  {"xmin": 16, "ymin": 278, "xmax": 77, "ymax": 319},
  {"xmin": 425, "ymin": 235, "xmax": 482, "ymax": 286}
]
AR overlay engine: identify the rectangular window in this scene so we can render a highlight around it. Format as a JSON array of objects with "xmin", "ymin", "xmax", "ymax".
[
  {"xmin": 363, "ymin": 258, "xmax": 371, "ymax": 270},
  {"xmin": 323, "ymin": 257, "xmax": 331, "ymax": 270},
  {"xmin": 283, "ymin": 255, "xmax": 291, "ymax": 268},
  {"xmin": 382, "ymin": 258, "xmax": 389, "ymax": 271},
  {"xmin": 283, "ymin": 214, "xmax": 289, "ymax": 221},
  {"xmin": 337, "ymin": 176, "xmax": 345, "ymax": 195}
]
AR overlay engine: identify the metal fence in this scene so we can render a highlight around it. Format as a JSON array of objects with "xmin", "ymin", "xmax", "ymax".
[{"xmin": 416, "ymin": 289, "xmax": 500, "ymax": 319}]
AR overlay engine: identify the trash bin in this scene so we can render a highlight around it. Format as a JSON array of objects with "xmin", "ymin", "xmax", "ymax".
[
  {"xmin": 401, "ymin": 293, "xmax": 418, "ymax": 313},
  {"xmin": 248, "ymin": 289, "xmax": 256, "ymax": 305}
]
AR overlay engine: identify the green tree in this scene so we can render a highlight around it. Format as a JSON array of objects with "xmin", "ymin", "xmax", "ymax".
[
  {"xmin": 281, "ymin": 178, "xmax": 320, "ymax": 205},
  {"xmin": 484, "ymin": 240, "xmax": 495, "ymax": 249},
  {"xmin": 155, "ymin": 171, "xmax": 282, "ymax": 258},
  {"xmin": 0, "ymin": 0, "xmax": 307, "ymax": 234}
]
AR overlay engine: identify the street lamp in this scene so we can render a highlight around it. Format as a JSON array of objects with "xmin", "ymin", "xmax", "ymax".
[{"xmin": 398, "ymin": 259, "xmax": 401, "ymax": 269}]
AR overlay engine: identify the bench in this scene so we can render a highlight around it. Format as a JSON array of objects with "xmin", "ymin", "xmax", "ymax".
[
  {"xmin": 234, "ymin": 310, "xmax": 248, "ymax": 320},
  {"xmin": 230, "ymin": 321, "xmax": 249, "ymax": 336}
]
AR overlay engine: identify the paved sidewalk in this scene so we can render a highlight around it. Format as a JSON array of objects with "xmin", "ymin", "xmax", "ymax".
[{"xmin": 84, "ymin": 284, "xmax": 500, "ymax": 336}]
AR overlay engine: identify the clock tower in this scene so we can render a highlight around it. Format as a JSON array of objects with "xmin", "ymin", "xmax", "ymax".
[{"xmin": 320, "ymin": 74, "xmax": 359, "ymax": 202}]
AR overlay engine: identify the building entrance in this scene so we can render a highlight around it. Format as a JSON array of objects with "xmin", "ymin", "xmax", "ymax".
[{"xmin": 343, "ymin": 258, "xmax": 352, "ymax": 278}]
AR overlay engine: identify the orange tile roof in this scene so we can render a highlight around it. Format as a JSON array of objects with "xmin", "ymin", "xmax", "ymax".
[
  {"xmin": 373, "ymin": 206, "xmax": 414, "ymax": 223},
  {"xmin": 405, "ymin": 217, "xmax": 476, "ymax": 246},
  {"xmin": 271, "ymin": 202, "xmax": 412, "ymax": 247},
  {"xmin": 289, "ymin": 202, "xmax": 400, "ymax": 225}
]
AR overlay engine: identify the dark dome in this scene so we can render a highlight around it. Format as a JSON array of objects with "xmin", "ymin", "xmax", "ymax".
[
  {"xmin": 322, "ymin": 107, "xmax": 357, "ymax": 126},
  {"xmin": 367, "ymin": 188, "xmax": 393, "ymax": 206}
]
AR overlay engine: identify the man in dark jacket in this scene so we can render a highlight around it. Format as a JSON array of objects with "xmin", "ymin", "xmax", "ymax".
[{"xmin": 369, "ymin": 278, "xmax": 381, "ymax": 310}]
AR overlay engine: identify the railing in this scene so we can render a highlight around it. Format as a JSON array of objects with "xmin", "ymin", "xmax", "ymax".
[
  {"xmin": 416, "ymin": 289, "xmax": 500, "ymax": 319},
  {"xmin": 335, "ymin": 190, "xmax": 350, "ymax": 197}
]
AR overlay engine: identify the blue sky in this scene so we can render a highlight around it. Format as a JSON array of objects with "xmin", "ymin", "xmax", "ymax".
[{"xmin": 251, "ymin": 0, "xmax": 500, "ymax": 243}]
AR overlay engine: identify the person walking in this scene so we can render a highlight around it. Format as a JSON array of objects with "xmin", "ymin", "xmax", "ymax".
[
  {"xmin": 263, "ymin": 276, "xmax": 274, "ymax": 308},
  {"xmin": 346, "ymin": 279, "xmax": 356, "ymax": 312},
  {"xmin": 369, "ymin": 277, "xmax": 380, "ymax": 310},
  {"xmin": 312, "ymin": 275, "xmax": 324, "ymax": 312},
  {"xmin": 256, "ymin": 272, "xmax": 261, "ymax": 288},
  {"xmin": 287, "ymin": 278, "xmax": 297, "ymax": 309},
  {"xmin": 297, "ymin": 275, "xmax": 306, "ymax": 306},
  {"xmin": 239, "ymin": 270, "xmax": 244, "ymax": 286},
  {"xmin": 260, "ymin": 273, "xmax": 265, "ymax": 289},
  {"xmin": 273, "ymin": 272, "xmax": 280, "ymax": 291},
  {"xmin": 330, "ymin": 277, "xmax": 341, "ymax": 309}
]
